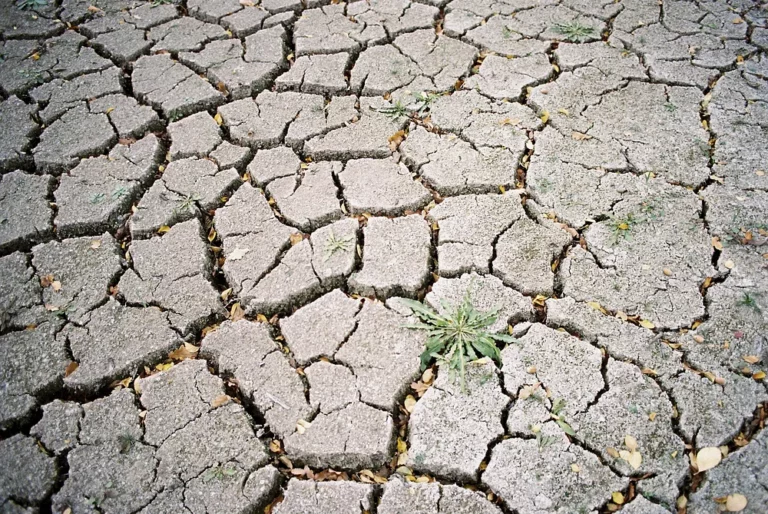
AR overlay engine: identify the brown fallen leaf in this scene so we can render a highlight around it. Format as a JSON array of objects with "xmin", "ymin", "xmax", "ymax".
[
  {"xmin": 65, "ymin": 361, "xmax": 79, "ymax": 377},
  {"xmin": 40, "ymin": 274, "xmax": 55, "ymax": 287},
  {"xmin": 290, "ymin": 233, "xmax": 303, "ymax": 246},
  {"xmin": 230, "ymin": 302, "xmax": 245, "ymax": 321},
  {"xmin": 168, "ymin": 343, "xmax": 199, "ymax": 361},
  {"xmin": 211, "ymin": 395, "xmax": 230, "ymax": 408},
  {"xmin": 388, "ymin": 130, "xmax": 406, "ymax": 151}
]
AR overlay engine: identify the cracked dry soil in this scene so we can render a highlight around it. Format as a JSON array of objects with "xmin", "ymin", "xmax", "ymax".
[{"xmin": 1, "ymin": 0, "xmax": 767, "ymax": 513}]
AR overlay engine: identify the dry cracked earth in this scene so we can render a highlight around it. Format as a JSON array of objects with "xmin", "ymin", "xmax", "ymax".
[{"xmin": 1, "ymin": 0, "xmax": 767, "ymax": 513}]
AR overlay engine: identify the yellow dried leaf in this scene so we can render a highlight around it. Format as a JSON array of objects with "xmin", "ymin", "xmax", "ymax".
[
  {"xmin": 532, "ymin": 294, "xmax": 547, "ymax": 307},
  {"xmin": 290, "ymin": 233, "xmax": 303, "ymax": 246},
  {"xmin": 619, "ymin": 449, "xmax": 642, "ymax": 469},
  {"xmin": 753, "ymin": 371, "xmax": 766, "ymax": 381},
  {"xmin": 539, "ymin": 110, "xmax": 550, "ymax": 124},
  {"xmin": 648, "ymin": 412, "xmax": 657, "ymax": 421},
  {"xmin": 213, "ymin": 113, "xmax": 223, "ymax": 126},
  {"xmin": 211, "ymin": 395, "xmax": 230, "ymax": 408},
  {"xmin": 742, "ymin": 355, "xmax": 760, "ymax": 364},
  {"xmin": 724, "ymin": 259, "xmax": 735, "ymax": 269},
  {"xmin": 625, "ymin": 435, "xmax": 638, "ymax": 452},
  {"xmin": 269, "ymin": 439, "xmax": 282, "ymax": 453},
  {"xmin": 696, "ymin": 447, "xmax": 722, "ymax": 472},
  {"xmin": 732, "ymin": 18, "xmax": 744, "ymax": 24},
  {"xmin": 663, "ymin": 268, "xmax": 672, "ymax": 276},
  {"xmin": 557, "ymin": 108, "xmax": 569, "ymax": 116},
  {"xmin": 51, "ymin": 280, "xmax": 62, "ymax": 292},
  {"xmin": 220, "ymin": 288, "xmax": 232, "ymax": 301},
  {"xmin": 397, "ymin": 438, "xmax": 407, "ymax": 453},
  {"xmin": 570, "ymin": 463, "xmax": 580, "ymax": 472},
  {"xmin": 639, "ymin": 319, "xmax": 655, "ymax": 329},
  {"xmin": 612, "ymin": 492, "xmax": 625, "ymax": 505},
  {"xmin": 499, "ymin": 117, "xmax": 520, "ymax": 126},
  {"xmin": 155, "ymin": 362, "xmax": 173, "ymax": 372},
  {"xmin": 230, "ymin": 302, "xmax": 245, "ymax": 321},
  {"xmin": 157, "ymin": 225, "xmax": 171, "ymax": 234},
  {"xmin": 421, "ymin": 368, "xmax": 434, "ymax": 384},
  {"xmin": 404, "ymin": 395, "xmax": 417, "ymax": 413},
  {"xmin": 712, "ymin": 237, "xmax": 723, "ymax": 250},
  {"xmin": 606, "ymin": 447, "xmax": 620, "ymax": 458},
  {"xmin": 725, "ymin": 493, "xmax": 748, "ymax": 511},
  {"xmin": 90, "ymin": 239, "xmax": 102, "ymax": 249}
]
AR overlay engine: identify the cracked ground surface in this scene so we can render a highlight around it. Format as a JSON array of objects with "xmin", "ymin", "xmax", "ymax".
[{"xmin": 0, "ymin": 0, "xmax": 767, "ymax": 513}]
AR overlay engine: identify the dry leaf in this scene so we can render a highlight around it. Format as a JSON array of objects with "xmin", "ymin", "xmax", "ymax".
[
  {"xmin": 388, "ymin": 130, "xmax": 406, "ymax": 151},
  {"xmin": 269, "ymin": 439, "xmax": 282, "ymax": 453},
  {"xmin": 404, "ymin": 395, "xmax": 417, "ymax": 413},
  {"xmin": 625, "ymin": 435, "xmax": 638, "ymax": 452},
  {"xmin": 230, "ymin": 302, "xmax": 245, "ymax": 321},
  {"xmin": 612, "ymin": 492, "xmax": 625, "ymax": 505},
  {"xmin": 539, "ymin": 110, "xmax": 550, "ymax": 123},
  {"xmin": 693, "ymin": 335, "xmax": 705, "ymax": 343},
  {"xmin": 753, "ymin": 371, "xmax": 766, "ymax": 381},
  {"xmin": 712, "ymin": 237, "xmax": 723, "ymax": 251},
  {"xmin": 639, "ymin": 319, "xmax": 655, "ymax": 329},
  {"xmin": 290, "ymin": 233, "xmax": 303, "ymax": 246},
  {"xmin": 570, "ymin": 463, "xmax": 580, "ymax": 473},
  {"xmin": 663, "ymin": 268, "xmax": 672, "ymax": 276},
  {"xmin": 65, "ymin": 361, "xmax": 79, "ymax": 377},
  {"xmin": 421, "ymin": 368, "xmax": 434, "ymax": 384},
  {"xmin": 51, "ymin": 280, "xmax": 62, "ymax": 292},
  {"xmin": 168, "ymin": 343, "xmax": 199, "ymax": 361},
  {"xmin": 221, "ymin": 288, "xmax": 232, "ymax": 301},
  {"xmin": 90, "ymin": 239, "xmax": 102, "ymax": 249},
  {"xmin": 40, "ymin": 274, "xmax": 54, "ymax": 287},
  {"xmin": 214, "ymin": 113, "xmax": 223, "ymax": 125},
  {"xmin": 606, "ymin": 447, "xmax": 620, "ymax": 458},
  {"xmin": 211, "ymin": 395, "xmax": 230, "ymax": 408},
  {"xmin": 725, "ymin": 493, "xmax": 747, "ymax": 512},
  {"xmin": 228, "ymin": 247, "xmax": 250, "ymax": 260},
  {"xmin": 571, "ymin": 131, "xmax": 592, "ymax": 141},
  {"xmin": 648, "ymin": 412, "xmax": 657, "ymax": 421},
  {"xmin": 619, "ymin": 449, "xmax": 642, "ymax": 469},
  {"xmin": 157, "ymin": 225, "xmax": 171, "ymax": 234},
  {"xmin": 696, "ymin": 447, "xmax": 722, "ymax": 472},
  {"xmin": 587, "ymin": 301, "xmax": 608, "ymax": 314}
]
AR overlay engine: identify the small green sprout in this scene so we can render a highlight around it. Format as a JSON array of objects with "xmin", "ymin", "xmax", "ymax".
[
  {"xmin": 401, "ymin": 290, "xmax": 517, "ymax": 392},
  {"xmin": 552, "ymin": 21, "xmax": 596, "ymax": 43},
  {"xmin": 323, "ymin": 229, "xmax": 355, "ymax": 262}
]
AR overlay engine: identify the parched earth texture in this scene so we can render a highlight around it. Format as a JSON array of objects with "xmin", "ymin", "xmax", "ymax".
[{"xmin": 1, "ymin": 0, "xmax": 767, "ymax": 513}]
